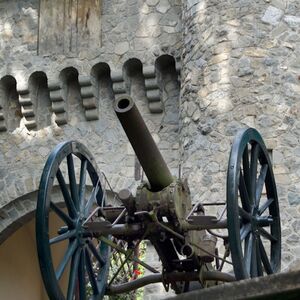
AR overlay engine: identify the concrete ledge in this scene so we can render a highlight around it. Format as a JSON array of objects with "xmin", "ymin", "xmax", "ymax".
[{"xmin": 166, "ymin": 270, "xmax": 300, "ymax": 300}]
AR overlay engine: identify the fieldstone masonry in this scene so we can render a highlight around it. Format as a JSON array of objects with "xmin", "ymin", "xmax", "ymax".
[
  {"xmin": 0, "ymin": 0, "xmax": 299, "ymax": 299},
  {"xmin": 180, "ymin": 0, "xmax": 300, "ymax": 273}
]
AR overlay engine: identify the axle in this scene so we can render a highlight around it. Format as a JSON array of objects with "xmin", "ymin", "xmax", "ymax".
[{"xmin": 107, "ymin": 270, "xmax": 235, "ymax": 295}]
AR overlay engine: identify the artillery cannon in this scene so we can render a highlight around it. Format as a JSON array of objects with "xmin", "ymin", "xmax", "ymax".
[{"xmin": 36, "ymin": 95, "xmax": 281, "ymax": 299}]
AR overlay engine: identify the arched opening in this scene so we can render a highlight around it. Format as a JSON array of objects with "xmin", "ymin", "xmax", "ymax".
[
  {"xmin": 91, "ymin": 62, "xmax": 113, "ymax": 112},
  {"xmin": 123, "ymin": 58, "xmax": 147, "ymax": 109},
  {"xmin": 29, "ymin": 71, "xmax": 51, "ymax": 129},
  {"xmin": 0, "ymin": 75, "xmax": 21, "ymax": 131},
  {"xmin": 155, "ymin": 55, "xmax": 180, "ymax": 125},
  {"xmin": 60, "ymin": 67, "xmax": 84, "ymax": 124}
]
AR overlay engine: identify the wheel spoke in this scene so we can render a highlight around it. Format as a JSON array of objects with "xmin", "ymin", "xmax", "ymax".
[
  {"xmin": 250, "ymin": 236, "xmax": 258, "ymax": 277},
  {"xmin": 245, "ymin": 233, "xmax": 253, "ymax": 275},
  {"xmin": 78, "ymin": 249, "xmax": 86, "ymax": 300},
  {"xmin": 258, "ymin": 227, "xmax": 277, "ymax": 242},
  {"xmin": 67, "ymin": 154, "xmax": 79, "ymax": 211},
  {"xmin": 50, "ymin": 202, "xmax": 74, "ymax": 227},
  {"xmin": 258, "ymin": 237, "xmax": 273, "ymax": 274},
  {"xmin": 258, "ymin": 198, "xmax": 274, "ymax": 215},
  {"xmin": 256, "ymin": 164, "xmax": 268, "ymax": 208},
  {"xmin": 250, "ymin": 144, "xmax": 259, "ymax": 204},
  {"xmin": 85, "ymin": 248, "xmax": 99, "ymax": 295},
  {"xmin": 67, "ymin": 247, "xmax": 81, "ymax": 300},
  {"xmin": 50, "ymin": 229, "xmax": 76, "ymax": 245},
  {"xmin": 256, "ymin": 238, "xmax": 263, "ymax": 276},
  {"xmin": 87, "ymin": 240, "xmax": 105, "ymax": 267},
  {"xmin": 84, "ymin": 183, "xmax": 100, "ymax": 217},
  {"xmin": 57, "ymin": 168, "xmax": 77, "ymax": 218},
  {"xmin": 79, "ymin": 159, "xmax": 88, "ymax": 213},
  {"xmin": 239, "ymin": 169, "xmax": 251, "ymax": 212},
  {"xmin": 56, "ymin": 240, "xmax": 78, "ymax": 280},
  {"xmin": 240, "ymin": 223, "xmax": 251, "ymax": 241}
]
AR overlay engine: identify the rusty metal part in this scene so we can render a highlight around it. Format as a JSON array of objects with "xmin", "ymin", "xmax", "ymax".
[{"xmin": 114, "ymin": 95, "xmax": 173, "ymax": 191}]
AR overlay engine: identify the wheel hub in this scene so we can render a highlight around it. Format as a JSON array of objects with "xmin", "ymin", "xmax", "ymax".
[
  {"xmin": 75, "ymin": 217, "xmax": 88, "ymax": 245},
  {"xmin": 251, "ymin": 215, "xmax": 259, "ymax": 234}
]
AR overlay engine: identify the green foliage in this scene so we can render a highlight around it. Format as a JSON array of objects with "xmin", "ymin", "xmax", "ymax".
[
  {"xmin": 107, "ymin": 241, "xmax": 147, "ymax": 300},
  {"xmin": 94, "ymin": 241, "xmax": 147, "ymax": 300}
]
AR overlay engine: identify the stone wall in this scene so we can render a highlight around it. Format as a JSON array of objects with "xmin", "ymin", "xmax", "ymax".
[
  {"xmin": 0, "ymin": 3, "xmax": 182, "ymax": 298},
  {"xmin": 0, "ymin": 0, "xmax": 182, "ymax": 78},
  {"xmin": 0, "ymin": 0, "xmax": 182, "ymax": 243},
  {"xmin": 180, "ymin": 0, "xmax": 300, "ymax": 271}
]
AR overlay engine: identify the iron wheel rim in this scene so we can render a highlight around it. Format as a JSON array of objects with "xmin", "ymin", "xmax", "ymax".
[
  {"xmin": 36, "ymin": 141, "xmax": 110, "ymax": 300},
  {"xmin": 227, "ymin": 128, "xmax": 281, "ymax": 280}
]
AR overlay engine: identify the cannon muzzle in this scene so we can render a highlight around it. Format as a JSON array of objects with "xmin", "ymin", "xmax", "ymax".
[{"xmin": 114, "ymin": 95, "xmax": 173, "ymax": 192}]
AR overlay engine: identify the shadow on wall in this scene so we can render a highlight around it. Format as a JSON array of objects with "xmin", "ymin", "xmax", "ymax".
[
  {"xmin": 91, "ymin": 62, "xmax": 113, "ymax": 120},
  {"xmin": 0, "ymin": 75, "xmax": 21, "ymax": 132},
  {"xmin": 28, "ymin": 71, "xmax": 51, "ymax": 129},
  {"xmin": 59, "ymin": 67, "xmax": 84, "ymax": 125}
]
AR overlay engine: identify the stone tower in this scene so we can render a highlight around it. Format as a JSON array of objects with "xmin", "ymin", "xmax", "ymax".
[{"xmin": 180, "ymin": 0, "xmax": 300, "ymax": 272}]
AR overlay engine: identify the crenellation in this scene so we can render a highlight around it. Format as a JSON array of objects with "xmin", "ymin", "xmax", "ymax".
[
  {"xmin": 79, "ymin": 75, "xmax": 99, "ymax": 122},
  {"xmin": 48, "ymin": 83, "xmax": 66, "ymax": 126},
  {"xmin": 18, "ymin": 90, "xmax": 36, "ymax": 130},
  {"xmin": 0, "ymin": 55, "xmax": 184, "ymax": 128}
]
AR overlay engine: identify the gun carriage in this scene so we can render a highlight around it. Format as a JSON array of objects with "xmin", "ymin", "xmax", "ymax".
[{"xmin": 36, "ymin": 95, "xmax": 281, "ymax": 299}]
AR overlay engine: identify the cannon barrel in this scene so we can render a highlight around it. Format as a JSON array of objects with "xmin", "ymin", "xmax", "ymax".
[{"xmin": 114, "ymin": 95, "xmax": 173, "ymax": 191}]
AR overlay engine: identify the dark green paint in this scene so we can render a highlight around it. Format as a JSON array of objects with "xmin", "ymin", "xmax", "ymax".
[
  {"xmin": 226, "ymin": 128, "xmax": 281, "ymax": 280},
  {"xmin": 36, "ymin": 141, "xmax": 110, "ymax": 300}
]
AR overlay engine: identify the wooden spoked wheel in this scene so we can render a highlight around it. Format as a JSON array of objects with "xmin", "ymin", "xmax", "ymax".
[
  {"xmin": 36, "ymin": 141, "xmax": 110, "ymax": 300},
  {"xmin": 227, "ymin": 128, "xmax": 281, "ymax": 280}
]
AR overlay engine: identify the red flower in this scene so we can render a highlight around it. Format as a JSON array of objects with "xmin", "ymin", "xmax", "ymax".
[
  {"xmin": 130, "ymin": 269, "xmax": 142, "ymax": 280},
  {"xmin": 134, "ymin": 269, "xmax": 142, "ymax": 275}
]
